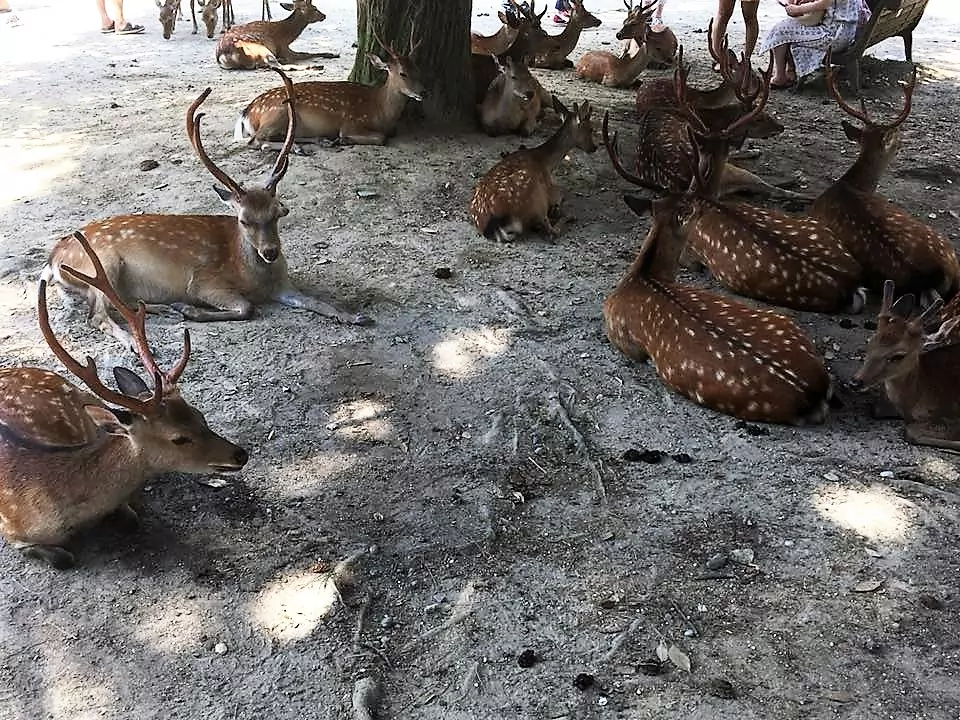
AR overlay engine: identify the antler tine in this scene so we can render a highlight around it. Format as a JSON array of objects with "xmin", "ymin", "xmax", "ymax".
[
  {"xmin": 890, "ymin": 67, "xmax": 917, "ymax": 128},
  {"xmin": 720, "ymin": 55, "xmax": 771, "ymax": 139},
  {"xmin": 187, "ymin": 88, "xmax": 244, "ymax": 197},
  {"xmin": 38, "ymin": 235, "xmax": 162, "ymax": 415},
  {"xmin": 824, "ymin": 49, "xmax": 871, "ymax": 125},
  {"xmin": 880, "ymin": 279, "xmax": 895, "ymax": 314},
  {"xmin": 409, "ymin": 19, "xmax": 423, "ymax": 55},
  {"xmin": 916, "ymin": 297, "xmax": 944, "ymax": 326},
  {"xmin": 265, "ymin": 68, "xmax": 297, "ymax": 193},
  {"xmin": 684, "ymin": 126, "xmax": 709, "ymax": 193},
  {"xmin": 58, "ymin": 232, "xmax": 179, "ymax": 398},
  {"xmin": 602, "ymin": 112, "xmax": 669, "ymax": 194}
]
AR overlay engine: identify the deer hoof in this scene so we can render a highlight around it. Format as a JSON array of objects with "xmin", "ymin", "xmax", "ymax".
[{"xmin": 23, "ymin": 545, "xmax": 76, "ymax": 569}]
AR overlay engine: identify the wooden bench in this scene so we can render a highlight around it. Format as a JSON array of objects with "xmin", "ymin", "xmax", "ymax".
[{"xmin": 832, "ymin": 0, "xmax": 930, "ymax": 93}]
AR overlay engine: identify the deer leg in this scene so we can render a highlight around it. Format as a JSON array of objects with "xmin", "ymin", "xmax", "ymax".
[
  {"xmin": 21, "ymin": 544, "xmax": 76, "ymax": 569},
  {"xmin": 190, "ymin": 0, "xmax": 197, "ymax": 33},
  {"xmin": 904, "ymin": 423, "xmax": 960, "ymax": 452},
  {"xmin": 280, "ymin": 49, "xmax": 340, "ymax": 61},
  {"xmin": 273, "ymin": 287, "xmax": 372, "ymax": 326},
  {"xmin": 338, "ymin": 129, "xmax": 389, "ymax": 146},
  {"xmin": 88, "ymin": 288, "xmax": 137, "ymax": 352},
  {"xmin": 170, "ymin": 289, "xmax": 255, "ymax": 322},
  {"xmin": 718, "ymin": 163, "xmax": 811, "ymax": 200}
]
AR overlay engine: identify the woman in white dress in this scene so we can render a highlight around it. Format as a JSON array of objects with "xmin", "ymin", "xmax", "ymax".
[{"xmin": 758, "ymin": 0, "xmax": 867, "ymax": 88}]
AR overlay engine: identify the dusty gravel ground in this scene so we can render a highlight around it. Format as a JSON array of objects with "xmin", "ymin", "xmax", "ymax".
[{"xmin": 1, "ymin": 0, "xmax": 959, "ymax": 718}]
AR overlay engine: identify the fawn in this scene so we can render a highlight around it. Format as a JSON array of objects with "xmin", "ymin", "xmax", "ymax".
[
  {"xmin": 602, "ymin": 116, "xmax": 832, "ymax": 424},
  {"xmin": 469, "ymin": 97, "xmax": 597, "ymax": 243},
  {"xmin": 44, "ymin": 69, "xmax": 370, "ymax": 352},
  {"xmin": 478, "ymin": 55, "xmax": 542, "ymax": 136},
  {"xmin": 1, "ymin": 232, "xmax": 247, "ymax": 568},
  {"xmin": 851, "ymin": 281, "xmax": 960, "ymax": 451},
  {"xmin": 215, "ymin": 0, "xmax": 337, "ymax": 70},
  {"xmin": 235, "ymin": 31, "xmax": 424, "ymax": 147},
  {"xmin": 812, "ymin": 60, "xmax": 960, "ymax": 301}
]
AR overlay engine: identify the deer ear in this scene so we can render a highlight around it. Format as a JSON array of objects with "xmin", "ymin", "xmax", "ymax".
[
  {"xmin": 889, "ymin": 294, "xmax": 916, "ymax": 318},
  {"xmin": 841, "ymin": 120, "xmax": 862, "ymax": 143},
  {"xmin": 279, "ymin": 2, "xmax": 294, "ymax": 9},
  {"xmin": 498, "ymin": 10, "xmax": 508, "ymax": 23},
  {"xmin": 367, "ymin": 53, "xmax": 388, "ymax": 71},
  {"xmin": 551, "ymin": 95, "xmax": 568, "ymax": 116},
  {"xmin": 213, "ymin": 185, "xmax": 235, "ymax": 205},
  {"xmin": 84, "ymin": 405, "xmax": 133, "ymax": 437},
  {"xmin": 622, "ymin": 194, "xmax": 653, "ymax": 217},
  {"xmin": 114, "ymin": 367, "xmax": 152, "ymax": 399}
]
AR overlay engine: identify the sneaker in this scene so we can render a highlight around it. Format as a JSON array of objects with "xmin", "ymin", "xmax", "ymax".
[{"xmin": 552, "ymin": 13, "xmax": 567, "ymax": 24}]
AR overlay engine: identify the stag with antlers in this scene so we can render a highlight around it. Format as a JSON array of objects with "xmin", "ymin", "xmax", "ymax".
[
  {"xmin": 812, "ymin": 62, "xmax": 960, "ymax": 302},
  {"xmin": 601, "ymin": 115, "xmax": 832, "ymax": 424},
  {"xmin": 0, "ymin": 233, "xmax": 248, "ymax": 568},
  {"xmin": 43, "ymin": 69, "xmax": 370, "ymax": 349}
]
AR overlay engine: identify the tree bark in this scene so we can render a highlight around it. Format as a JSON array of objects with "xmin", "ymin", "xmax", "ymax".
[{"xmin": 351, "ymin": 0, "xmax": 475, "ymax": 128}]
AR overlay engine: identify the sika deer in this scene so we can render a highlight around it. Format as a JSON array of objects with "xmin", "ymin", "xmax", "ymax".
[
  {"xmin": 617, "ymin": 0, "xmax": 676, "ymax": 67},
  {"xmin": 812, "ymin": 62, "xmax": 960, "ymax": 301},
  {"xmin": 198, "ymin": 0, "xmax": 222, "ymax": 38},
  {"xmin": 1, "ymin": 232, "xmax": 248, "ymax": 568},
  {"xmin": 469, "ymin": 98, "xmax": 596, "ymax": 243},
  {"xmin": 216, "ymin": 0, "xmax": 337, "ymax": 71},
  {"xmin": 235, "ymin": 31, "xmax": 424, "ymax": 147},
  {"xmin": 43, "ymin": 70, "xmax": 370, "ymax": 349},
  {"xmin": 644, "ymin": 65, "xmax": 865, "ymax": 313},
  {"xmin": 576, "ymin": 39, "xmax": 653, "ymax": 88},
  {"xmin": 471, "ymin": 7, "xmax": 526, "ymax": 57},
  {"xmin": 924, "ymin": 293, "xmax": 960, "ymax": 349},
  {"xmin": 158, "ymin": 0, "xmax": 197, "ymax": 39},
  {"xmin": 529, "ymin": 0, "xmax": 601, "ymax": 69},
  {"xmin": 478, "ymin": 55, "xmax": 542, "ymax": 136},
  {"xmin": 602, "ymin": 118, "xmax": 832, "ymax": 424},
  {"xmin": 851, "ymin": 281, "xmax": 960, "ymax": 450}
]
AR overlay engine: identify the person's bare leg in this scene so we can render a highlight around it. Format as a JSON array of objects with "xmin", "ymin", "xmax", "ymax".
[
  {"xmin": 741, "ymin": 0, "xmax": 760, "ymax": 60},
  {"xmin": 654, "ymin": 0, "xmax": 666, "ymax": 24},
  {"xmin": 107, "ymin": 0, "xmax": 126, "ymax": 28},
  {"xmin": 712, "ymin": 0, "xmax": 735, "ymax": 59},
  {"xmin": 771, "ymin": 43, "xmax": 791, "ymax": 84},
  {"xmin": 95, "ymin": 0, "xmax": 113, "ymax": 28}
]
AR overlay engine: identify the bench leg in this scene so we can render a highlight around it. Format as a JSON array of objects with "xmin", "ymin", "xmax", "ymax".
[
  {"xmin": 846, "ymin": 58, "xmax": 861, "ymax": 95},
  {"xmin": 902, "ymin": 30, "xmax": 913, "ymax": 63}
]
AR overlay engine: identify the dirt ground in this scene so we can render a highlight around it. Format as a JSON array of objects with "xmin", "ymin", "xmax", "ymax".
[{"xmin": 1, "ymin": 0, "xmax": 959, "ymax": 718}]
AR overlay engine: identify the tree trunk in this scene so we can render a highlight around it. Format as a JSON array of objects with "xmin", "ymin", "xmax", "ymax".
[{"xmin": 351, "ymin": 0, "xmax": 474, "ymax": 128}]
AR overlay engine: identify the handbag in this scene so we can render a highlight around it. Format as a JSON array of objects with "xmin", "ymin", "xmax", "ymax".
[{"xmin": 796, "ymin": 9, "xmax": 826, "ymax": 26}]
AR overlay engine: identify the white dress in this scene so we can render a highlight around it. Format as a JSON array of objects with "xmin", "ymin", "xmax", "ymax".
[{"xmin": 758, "ymin": 0, "xmax": 864, "ymax": 78}]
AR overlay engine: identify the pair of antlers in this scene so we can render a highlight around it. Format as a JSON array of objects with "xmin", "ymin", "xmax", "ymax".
[
  {"xmin": 189, "ymin": 67, "xmax": 297, "ymax": 197},
  {"xmin": 824, "ymin": 48, "xmax": 916, "ymax": 129},
  {"xmin": 38, "ymin": 232, "xmax": 188, "ymax": 416}
]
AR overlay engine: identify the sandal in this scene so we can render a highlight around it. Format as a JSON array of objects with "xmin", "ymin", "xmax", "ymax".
[
  {"xmin": 115, "ymin": 22, "xmax": 144, "ymax": 35},
  {"xmin": 100, "ymin": 21, "xmax": 115, "ymax": 32},
  {"xmin": 770, "ymin": 79, "xmax": 794, "ymax": 90}
]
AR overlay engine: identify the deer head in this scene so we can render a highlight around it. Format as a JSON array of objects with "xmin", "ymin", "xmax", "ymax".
[
  {"xmin": 851, "ymin": 280, "xmax": 943, "ymax": 390},
  {"xmin": 199, "ymin": 0, "xmax": 222, "ymax": 38},
  {"xmin": 370, "ymin": 27, "xmax": 425, "ymax": 102},
  {"xmin": 188, "ymin": 68, "xmax": 296, "ymax": 264},
  {"xmin": 38, "ymin": 232, "xmax": 248, "ymax": 474},
  {"xmin": 279, "ymin": 0, "xmax": 325, "ymax": 23},
  {"xmin": 555, "ymin": 96, "xmax": 598, "ymax": 153},
  {"xmin": 494, "ymin": 55, "xmax": 538, "ymax": 102},
  {"xmin": 157, "ymin": 0, "xmax": 180, "ymax": 39},
  {"xmin": 617, "ymin": 0, "xmax": 656, "ymax": 41}
]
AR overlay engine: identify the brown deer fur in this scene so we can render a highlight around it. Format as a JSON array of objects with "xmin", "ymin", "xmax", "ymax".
[
  {"xmin": 478, "ymin": 55, "xmax": 542, "ymax": 136},
  {"xmin": 215, "ymin": 0, "xmax": 335, "ymax": 70},
  {"xmin": 529, "ymin": 0, "xmax": 601, "ymax": 69}
]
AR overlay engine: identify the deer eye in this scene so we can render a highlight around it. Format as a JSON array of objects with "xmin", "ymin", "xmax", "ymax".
[
  {"xmin": 172, "ymin": 436, "xmax": 193, "ymax": 445},
  {"xmin": 886, "ymin": 354, "xmax": 906, "ymax": 364}
]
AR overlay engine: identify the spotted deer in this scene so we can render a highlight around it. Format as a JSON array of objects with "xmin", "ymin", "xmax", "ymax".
[
  {"xmin": 617, "ymin": 0, "xmax": 676, "ymax": 67},
  {"xmin": 602, "ymin": 116, "xmax": 832, "ymax": 424},
  {"xmin": 158, "ymin": 0, "xmax": 197, "ymax": 39},
  {"xmin": 924, "ymin": 293, "xmax": 960, "ymax": 349},
  {"xmin": 528, "ymin": 0, "xmax": 601, "ymax": 69},
  {"xmin": 43, "ymin": 70, "xmax": 370, "ymax": 351},
  {"xmin": 471, "ymin": 5, "xmax": 528, "ymax": 56},
  {"xmin": 645, "ymin": 64, "xmax": 865, "ymax": 313},
  {"xmin": 235, "ymin": 31, "xmax": 423, "ymax": 147},
  {"xmin": 215, "ymin": 0, "xmax": 337, "ymax": 70},
  {"xmin": 850, "ymin": 281, "xmax": 960, "ymax": 450},
  {"xmin": 469, "ymin": 98, "xmax": 596, "ymax": 243},
  {"xmin": 472, "ymin": 5, "xmax": 551, "ymax": 109},
  {"xmin": 198, "ymin": 0, "xmax": 222, "ymax": 38},
  {"xmin": 812, "ymin": 61, "xmax": 960, "ymax": 301},
  {"xmin": 478, "ymin": 55, "xmax": 542, "ymax": 136},
  {"xmin": 575, "ymin": 38, "xmax": 654, "ymax": 88},
  {"xmin": 0, "ymin": 232, "xmax": 248, "ymax": 569}
]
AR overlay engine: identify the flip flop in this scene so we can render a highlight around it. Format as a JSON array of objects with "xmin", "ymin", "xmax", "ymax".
[
  {"xmin": 770, "ymin": 79, "xmax": 794, "ymax": 90},
  {"xmin": 115, "ymin": 22, "xmax": 144, "ymax": 35},
  {"xmin": 101, "ymin": 21, "xmax": 115, "ymax": 32}
]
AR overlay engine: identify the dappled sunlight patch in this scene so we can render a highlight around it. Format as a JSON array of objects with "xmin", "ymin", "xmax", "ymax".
[
  {"xmin": 431, "ymin": 326, "xmax": 513, "ymax": 379},
  {"xmin": 812, "ymin": 484, "xmax": 913, "ymax": 543},
  {"xmin": 43, "ymin": 663, "xmax": 120, "ymax": 720},
  {"xmin": 0, "ymin": 135, "xmax": 79, "ymax": 210},
  {"xmin": 249, "ymin": 569, "xmax": 341, "ymax": 643},
  {"xmin": 269, "ymin": 450, "xmax": 358, "ymax": 498},
  {"xmin": 326, "ymin": 398, "xmax": 394, "ymax": 442},
  {"xmin": 132, "ymin": 598, "xmax": 208, "ymax": 654}
]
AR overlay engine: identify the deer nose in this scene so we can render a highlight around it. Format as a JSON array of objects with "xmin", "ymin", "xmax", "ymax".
[
  {"xmin": 233, "ymin": 447, "xmax": 249, "ymax": 466},
  {"xmin": 524, "ymin": 91, "xmax": 535, "ymax": 100},
  {"xmin": 848, "ymin": 377, "xmax": 864, "ymax": 391}
]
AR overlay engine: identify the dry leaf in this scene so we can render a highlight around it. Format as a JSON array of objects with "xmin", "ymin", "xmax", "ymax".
[
  {"xmin": 824, "ymin": 690, "xmax": 856, "ymax": 703},
  {"xmin": 851, "ymin": 579, "xmax": 884, "ymax": 593},
  {"xmin": 656, "ymin": 640, "xmax": 669, "ymax": 662},
  {"xmin": 667, "ymin": 644, "xmax": 692, "ymax": 672}
]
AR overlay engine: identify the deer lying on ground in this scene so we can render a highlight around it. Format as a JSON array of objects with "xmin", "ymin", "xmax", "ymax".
[
  {"xmin": 576, "ymin": 17, "xmax": 654, "ymax": 88},
  {"xmin": 617, "ymin": 0, "xmax": 676, "ymax": 67},
  {"xmin": 158, "ymin": 0, "xmax": 196, "ymax": 39},
  {"xmin": 478, "ymin": 55, "xmax": 542, "ymax": 136},
  {"xmin": 44, "ymin": 70, "xmax": 370, "ymax": 349},
  {"xmin": 0, "ymin": 232, "xmax": 248, "ymax": 568},
  {"xmin": 851, "ymin": 281, "xmax": 960, "ymax": 450},
  {"xmin": 647, "ymin": 61, "xmax": 865, "ymax": 313},
  {"xmin": 469, "ymin": 98, "xmax": 596, "ymax": 242},
  {"xmin": 235, "ymin": 32, "xmax": 423, "ymax": 147},
  {"xmin": 528, "ymin": 0, "xmax": 601, "ymax": 69},
  {"xmin": 471, "ymin": 4, "xmax": 528, "ymax": 56},
  {"xmin": 472, "ymin": 3, "xmax": 551, "ymax": 110},
  {"xmin": 602, "ymin": 116, "xmax": 832, "ymax": 424},
  {"xmin": 216, "ymin": 0, "xmax": 337, "ymax": 70},
  {"xmin": 812, "ymin": 60, "xmax": 960, "ymax": 301}
]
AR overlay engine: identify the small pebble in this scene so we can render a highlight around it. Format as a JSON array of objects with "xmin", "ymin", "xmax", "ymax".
[
  {"xmin": 729, "ymin": 548, "xmax": 755, "ymax": 565},
  {"xmin": 706, "ymin": 553, "xmax": 728, "ymax": 570},
  {"xmin": 380, "ymin": 615, "xmax": 396, "ymax": 629},
  {"xmin": 139, "ymin": 159, "xmax": 159, "ymax": 171},
  {"xmin": 671, "ymin": 453, "xmax": 693, "ymax": 463},
  {"xmin": 433, "ymin": 266, "xmax": 453, "ymax": 279},
  {"xmin": 573, "ymin": 673, "xmax": 595, "ymax": 691},
  {"xmin": 824, "ymin": 472, "xmax": 840, "ymax": 482},
  {"xmin": 879, "ymin": 470, "xmax": 894, "ymax": 479},
  {"xmin": 597, "ymin": 696, "xmax": 609, "ymax": 707},
  {"xmin": 683, "ymin": 628, "xmax": 697, "ymax": 638},
  {"xmin": 213, "ymin": 642, "xmax": 228, "ymax": 655},
  {"xmin": 517, "ymin": 649, "xmax": 539, "ymax": 668}
]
